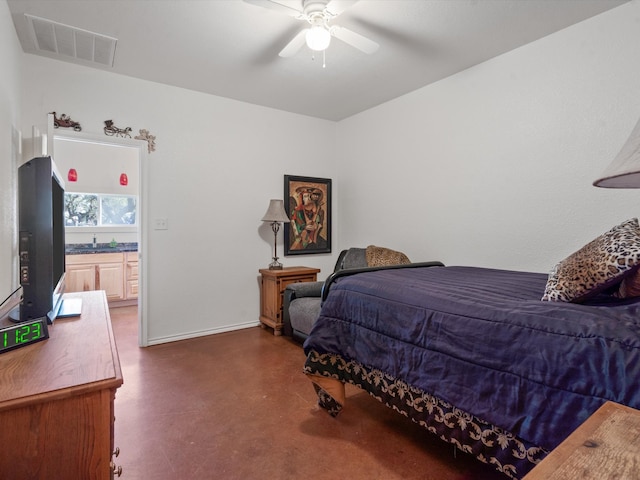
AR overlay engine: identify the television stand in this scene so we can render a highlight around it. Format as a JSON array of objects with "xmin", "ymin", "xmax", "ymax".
[{"xmin": 0, "ymin": 290, "xmax": 123, "ymax": 479}]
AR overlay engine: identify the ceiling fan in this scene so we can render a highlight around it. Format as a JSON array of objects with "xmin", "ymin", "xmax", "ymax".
[{"xmin": 243, "ymin": 0, "xmax": 379, "ymax": 57}]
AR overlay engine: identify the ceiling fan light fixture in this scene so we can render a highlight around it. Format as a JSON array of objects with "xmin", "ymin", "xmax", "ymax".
[{"xmin": 306, "ymin": 24, "xmax": 331, "ymax": 51}]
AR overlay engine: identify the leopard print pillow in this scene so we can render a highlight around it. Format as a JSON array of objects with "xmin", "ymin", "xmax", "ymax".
[
  {"xmin": 541, "ymin": 218, "xmax": 640, "ymax": 303},
  {"xmin": 365, "ymin": 245, "xmax": 411, "ymax": 267}
]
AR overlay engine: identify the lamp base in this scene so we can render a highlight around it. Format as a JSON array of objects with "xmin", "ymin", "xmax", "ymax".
[{"xmin": 268, "ymin": 259, "xmax": 283, "ymax": 270}]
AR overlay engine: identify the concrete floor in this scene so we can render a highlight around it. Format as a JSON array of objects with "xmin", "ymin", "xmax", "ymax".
[{"xmin": 110, "ymin": 306, "xmax": 505, "ymax": 480}]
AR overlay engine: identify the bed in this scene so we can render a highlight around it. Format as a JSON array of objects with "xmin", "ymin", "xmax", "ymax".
[{"xmin": 302, "ymin": 262, "xmax": 640, "ymax": 478}]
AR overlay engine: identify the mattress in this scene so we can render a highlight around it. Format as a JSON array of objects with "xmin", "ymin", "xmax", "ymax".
[{"xmin": 303, "ymin": 266, "xmax": 640, "ymax": 452}]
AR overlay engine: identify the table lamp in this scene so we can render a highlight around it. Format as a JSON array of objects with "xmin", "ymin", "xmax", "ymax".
[
  {"xmin": 261, "ymin": 199, "xmax": 290, "ymax": 270},
  {"xmin": 594, "ymin": 117, "xmax": 640, "ymax": 188}
]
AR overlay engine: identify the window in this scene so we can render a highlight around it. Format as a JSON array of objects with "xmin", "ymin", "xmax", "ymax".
[
  {"xmin": 65, "ymin": 193, "xmax": 137, "ymax": 227},
  {"xmin": 65, "ymin": 193, "xmax": 98, "ymax": 226},
  {"xmin": 101, "ymin": 195, "xmax": 137, "ymax": 225}
]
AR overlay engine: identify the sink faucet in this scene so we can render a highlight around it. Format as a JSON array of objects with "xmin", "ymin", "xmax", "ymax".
[{"xmin": 93, "ymin": 234, "xmax": 97, "ymax": 248}]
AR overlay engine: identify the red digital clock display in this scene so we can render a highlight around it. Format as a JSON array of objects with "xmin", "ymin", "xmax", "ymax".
[{"xmin": 0, "ymin": 318, "xmax": 49, "ymax": 354}]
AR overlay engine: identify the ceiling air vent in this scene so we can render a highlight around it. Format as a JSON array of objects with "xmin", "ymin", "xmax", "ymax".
[{"xmin": 25, "ymin": 14, "xmax": 117, "ymax": 67}]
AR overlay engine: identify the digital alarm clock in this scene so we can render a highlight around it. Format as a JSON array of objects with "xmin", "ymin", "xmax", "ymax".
[{"xmin": 0, "ymin": 317, "xmax": 49, "ymax": 354}]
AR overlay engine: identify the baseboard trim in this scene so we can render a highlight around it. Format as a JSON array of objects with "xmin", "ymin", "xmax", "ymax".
[
  {"xmin": 109, "ymin": 299, "xmax": 138, "ymax": 308},
  {"xmin": 146, "ymin": 321, "xmax": 260, "ymax": 346}
]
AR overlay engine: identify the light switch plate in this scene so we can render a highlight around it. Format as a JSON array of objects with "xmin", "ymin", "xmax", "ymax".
[{"xmin": 154, "ymin": 218, "xmax": 168, "ymax": 230}]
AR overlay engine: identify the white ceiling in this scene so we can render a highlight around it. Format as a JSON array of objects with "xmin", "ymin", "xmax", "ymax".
[{"xmin": 7, "ymin": 0, "xmax": 629, "ymax": 121}]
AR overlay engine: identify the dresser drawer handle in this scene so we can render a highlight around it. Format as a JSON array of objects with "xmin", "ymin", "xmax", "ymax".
[{"xmin": 111, "ymin": 462, "xmax": 123, "ymax": 477}]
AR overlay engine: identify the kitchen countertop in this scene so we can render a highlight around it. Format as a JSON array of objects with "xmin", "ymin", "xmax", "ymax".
[{"xmin": 65, "ymin": 242, "xmax": 138, "ymax": 254}]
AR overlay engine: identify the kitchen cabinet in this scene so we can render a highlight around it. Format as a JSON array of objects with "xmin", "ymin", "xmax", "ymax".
[
  {"xmin": 66, "ymin": 252, "xmax": 135, "ymax": 303},
  {"xmin": 66, "ymin": 263, "xmax": 96, "ymax": 292},
  {"xmin": 97, "ymin": 261, "xmax": 125, "ymax": 301},
  {"xmin": 125, "ymin": 252, "xmax": 139, "ymax": 300}
]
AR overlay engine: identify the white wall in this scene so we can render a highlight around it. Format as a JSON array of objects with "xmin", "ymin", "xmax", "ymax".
[
  {"xmin": 19, "ymin": 56, "xmax": 337, "ymax": 344},
  {"xmin": 54, "ymin": 137, "xmax": 140, "ymax": 245},
  {"xmin": 11, "ymin": 1, "xmax": 640, "ymax": 344},
  {"xmin": 336, "ymin": 1, "xmax": 640, "ymax": 273},
  {"xmin": 0, "ymin": 0, "xmax": 21, "ymax": 300},
  {"xmin": 55, "ymin": 138, "xmax": 140, "ymax": 196}
]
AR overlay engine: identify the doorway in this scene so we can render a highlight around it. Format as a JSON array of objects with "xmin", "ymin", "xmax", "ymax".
[{"xmin": 51, "ymin": 131, "xmax": 148, "ymax": 346}]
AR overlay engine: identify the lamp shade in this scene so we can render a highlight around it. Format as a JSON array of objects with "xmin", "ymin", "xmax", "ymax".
[
  {"xmin": 593, "ymin": 117, "xmax": 640, "ymax": 188},
  {"xmin": 261, "ymin": 199, "xmax": 290, "ymax": 223}
]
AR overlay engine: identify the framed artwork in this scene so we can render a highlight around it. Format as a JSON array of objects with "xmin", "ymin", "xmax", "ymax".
[{"xmin": 284, "ymin": 175, "xmax": 332, "ymax": 255}]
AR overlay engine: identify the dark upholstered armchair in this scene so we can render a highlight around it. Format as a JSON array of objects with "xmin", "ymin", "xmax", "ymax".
[
  {"xmin": 283, "ymin": 247, "xmax": 443, "ymax": 343},
  {"xmin": 283, "ymin": 248, "xmax": 364, "ymax": 342}
]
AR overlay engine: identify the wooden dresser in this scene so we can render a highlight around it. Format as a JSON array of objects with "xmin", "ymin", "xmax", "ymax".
[
  {"xmin": 0, "ymin": 291, "xmax": 123, "ymax": 480},
  {"xmin": 524, "ymin": 401, "xmax": 640, "ymax": 479}
]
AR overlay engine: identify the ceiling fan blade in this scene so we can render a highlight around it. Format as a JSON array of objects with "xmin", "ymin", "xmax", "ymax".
[
  {"xmin": 331, "ymin": 26, "xmax": 379, "ymax": 54},
  {"xmin": 243, "ymin": 0, "xmax": 305, "ymax": 19},
  {"xmin": 325, "ymin": 0, "xmax": 359, "ymax": 17},
  {"xmin": 279, "ymin": 29, "xmax": 308, "ymax": 57}
]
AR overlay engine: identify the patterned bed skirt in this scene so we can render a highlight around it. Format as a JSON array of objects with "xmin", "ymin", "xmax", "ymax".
[{"xmin": 303, "ymin": 349, "xmax": 548, "ymax": 479}]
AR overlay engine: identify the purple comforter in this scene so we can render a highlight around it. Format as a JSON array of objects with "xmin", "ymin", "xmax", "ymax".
[{"xmin": 303, "ymin": 266, "xmax": 640, "ymax": 451}]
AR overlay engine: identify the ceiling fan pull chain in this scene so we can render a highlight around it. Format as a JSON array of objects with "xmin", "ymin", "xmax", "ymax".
[{"xmin": 323, "ymin": 49, "xmax": 326, "ymax": 68}]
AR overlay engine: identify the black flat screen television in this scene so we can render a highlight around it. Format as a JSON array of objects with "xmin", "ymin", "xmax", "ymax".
[{"xmin": 10, "ymin": 156, "xmax": 71, "ymax": 324}]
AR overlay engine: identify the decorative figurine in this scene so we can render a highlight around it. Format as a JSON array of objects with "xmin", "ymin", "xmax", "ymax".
[
  {"xmin": 135, "ymin": 129, "xmax": 156, "ymax": 153},
  {"xmin": 51, "ymin": 112, "xmax": 82, "ymax": 131},
  {"xmin": 104, "ymin": 120, "xmax": 132, "ymax": 138}
]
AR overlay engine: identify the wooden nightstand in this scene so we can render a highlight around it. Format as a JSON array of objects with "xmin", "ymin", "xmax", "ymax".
[
  {"xmin": 259, "ymin": 266, "xmax": 320, "ymax": 336},
  {"xmin": 523, "ymin": 401, "xmax": 640, "ymax": 479}
]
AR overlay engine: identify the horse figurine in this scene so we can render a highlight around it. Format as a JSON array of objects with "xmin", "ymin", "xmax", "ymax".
[{"xmin": 104, "ymin": 120, "xmax": 132, "ymax": 138}]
